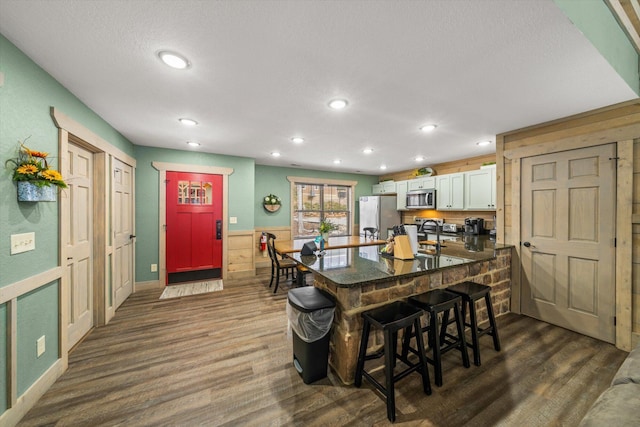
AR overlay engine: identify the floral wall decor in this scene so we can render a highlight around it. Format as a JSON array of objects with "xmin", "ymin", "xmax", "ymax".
[
  {"xmin": 6, "ymin": 139, "xmax": 67, "ymax": 201},
  {"xmin": 263, "ymin": 193, "xmax": 281, "ymax": 212}
]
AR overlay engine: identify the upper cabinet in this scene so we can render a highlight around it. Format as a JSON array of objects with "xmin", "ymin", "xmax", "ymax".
[
  {"xmin": 395, "ymin": 180, "xmax": 408, "ymax": 210},
  {"xmin": 372, "ymin": 181, "xmax": 397, "ymax": 194},
  {"xmin": 407, "ymin": 176, "xmax": 436, "ymax": 191},
  {"xmin": 465, "ymin": 165, "xmax": 496, "ymax": 210},
  {"xmin": 436, "ymin": 172, "xmax": 465, "ymax": 210}
]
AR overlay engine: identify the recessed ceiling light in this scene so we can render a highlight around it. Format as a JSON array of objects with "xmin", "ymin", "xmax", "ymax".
[
  {"xmin": 333, "ymin": 159, "xmax": 341, "ymax": 164},
  {"xmin": 328, "ymin": 99, "xmax": 348, "ymax": 110},
  {"xmin": 363, "ymin": 148, "xmax": 373, "ymax": 154},
  {"xmin": 271, "ymin": 152, "xmax": 281, "ymax": 157},
  {"xmin": 415, "ymin": 156, "xmax": 425, "ymax": 162},
  {"xmin": 158, "ymin": 50, "xmax": 190, "ymax": 69},
  {"xmin": 477, "ymin": 140, "xmax": 492, "ymax": 146},
  {"xmin": 380, "ymin": 165, "xmax": 387, "ymax": 170},
  {"xmin": 186, "ymin": 141, "xmax": 200, "ymax": 147},
  {"xmin": 291, "ymin": 137, "xmax": 304, "ymax": 144},
  {"xmin": 419, "ymin": 124, "xmax": 437, "ymax": 132},
  {"xmin": 179, "ymin": 118, "xmax": 198, "ymax": 126}
]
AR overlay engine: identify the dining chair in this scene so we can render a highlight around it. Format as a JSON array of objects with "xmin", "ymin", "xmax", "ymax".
[
  {"xmin": 363, "ymin": 227, "xmax": 378, "ymax": 239},
  {"xmin": 266, "ymin": 232, "xmax": 298, "ymax": 293}
]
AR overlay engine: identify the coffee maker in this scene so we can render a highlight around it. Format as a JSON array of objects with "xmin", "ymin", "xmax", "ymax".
[{"xmin": 464, "ymin": 217, "xmax": 484, "ymax": 235}]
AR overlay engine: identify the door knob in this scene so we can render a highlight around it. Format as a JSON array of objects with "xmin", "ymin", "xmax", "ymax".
[
  {"xmin": 523, "ymin": 241, "xmax": 535, "ymax": 248},
  {"xmin": 129, "ymin": 234, "xmax": 136, "ymax": 239}
]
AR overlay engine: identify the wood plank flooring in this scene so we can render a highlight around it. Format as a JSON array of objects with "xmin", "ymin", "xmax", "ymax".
[{"xmin": 18, "ymin": 276, "xmax": 628, "ymax": 426}]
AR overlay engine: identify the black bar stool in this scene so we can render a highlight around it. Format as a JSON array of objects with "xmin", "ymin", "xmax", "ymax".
[
  {"xmin": 355, "ymin": 301, "xmax": 431, "ymax": 423},
  {"xmin": 406, "ymin": 289, "xmax": 470, "ymax": 387},
  {"xmin": 446, "ymin": 281, "xmax": 501, "ymax": 366}
]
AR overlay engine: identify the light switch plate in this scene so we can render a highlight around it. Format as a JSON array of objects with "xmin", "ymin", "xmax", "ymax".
[
  {"xmin": 11, "ymin": 232, "xmax": 35, "ymax": 254},
  {"xmin": 229, "ymin": 216, "xmax": 238, "ymax": 224},
  {"xmin": 37, "ymin": 335, "xmax": 46, "ymax": 357}
]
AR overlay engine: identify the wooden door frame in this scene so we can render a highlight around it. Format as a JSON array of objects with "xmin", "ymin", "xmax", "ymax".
[
  {"xmin": 152, "ymin": 162, "xmax": 233, "ymax": 285},
  {"xmin": 52, "ymin": 108, "xmax": 137, "ymax": 354},
  {"xmin": 497, "ymin": 109, "xmax": 638, "ymax": 351}
]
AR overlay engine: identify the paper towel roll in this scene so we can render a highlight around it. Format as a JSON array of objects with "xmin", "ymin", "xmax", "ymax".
[{"xmin": 404, "ymin": 225, "xmax": 418, "ymax": 255}]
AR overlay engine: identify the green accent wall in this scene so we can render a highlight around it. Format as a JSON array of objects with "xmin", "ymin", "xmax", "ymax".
[
  {"xmin": 254, "ymin": 164, "xmax": 379, "ymax": 228},
  {"xmin": 0, "ymin": 33, "xmax": 134, "ymax": 287},
  {"xmin": 133, "ymin": 146, "xmax": 256, "ymax": 283},
  {"xmin": 0, "ymin": 303, "xmax": 6, "ymax": 413},
  {"xmin": 0, "ymin": 33, "xmax": 134, "ymax": 417},
  {"xmin": 555, "ymin": 0, "xmax": 640, "ymax": 95},
  {"xmin": 17, "ymin": 282, "xmax": 59, "ymax": 396}
]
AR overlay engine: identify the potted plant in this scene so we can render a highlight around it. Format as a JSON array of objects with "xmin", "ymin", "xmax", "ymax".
[
  {"xmin": 318, "ymin": 219, "xmax": 337, "ymax": 241},
  {"xmin": 263, "ymin": 193, "xmax": 281, "ymax": 212},
  {"xmin": 6, "ymin": 140, "xmax": 67, "ymax": 202}
]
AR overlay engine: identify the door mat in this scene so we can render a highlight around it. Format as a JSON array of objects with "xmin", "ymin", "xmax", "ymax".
[{"xmin": 159, "ymin": 280, "xmax": 224, "ymax": 300}]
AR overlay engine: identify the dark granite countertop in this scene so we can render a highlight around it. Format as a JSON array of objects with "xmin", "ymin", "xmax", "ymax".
[{"xmin": 290, "ymin": 235, "xmax": 512, "ymax": 287}]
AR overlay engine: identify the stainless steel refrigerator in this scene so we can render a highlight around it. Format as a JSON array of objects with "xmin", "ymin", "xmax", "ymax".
[{"xmin": 358, "ymin": 195, "xmax": 400, "ymax": 239}]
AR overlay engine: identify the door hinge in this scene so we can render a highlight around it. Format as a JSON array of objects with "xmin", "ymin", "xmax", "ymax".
[
  {"xmin": 163, "ymin": 224, "xmax": 167, "ymax": 230},
  {"xmin": 614, "ymin": 238, "xmax": 617, "ymax": 247},
  {"xmin": 164, "ymin": 179, "xmax": 169, "ymax": 184},
  {"xmin": 614, "ymin": 316, "xmax": 617, "ymax": 326}
]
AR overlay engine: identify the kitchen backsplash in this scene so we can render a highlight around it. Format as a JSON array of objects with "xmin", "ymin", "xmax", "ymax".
[{"xmin": 400, "ymin": 210, "xmax": 495, "ymax": 230}]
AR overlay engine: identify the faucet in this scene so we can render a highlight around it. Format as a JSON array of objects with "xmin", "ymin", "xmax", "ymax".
[{"xmin": 420, "ymin": 219, "xmax": 441, "ymax": 254}]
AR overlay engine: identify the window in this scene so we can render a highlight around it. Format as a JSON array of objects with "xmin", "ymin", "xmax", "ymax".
[
  {"xmin": 177, "ymin": 180, "xmax": 213, "ymax": 205},
  {"xmin": 288, "ymin": 177, "xmax": 357, "ymax": 239}
]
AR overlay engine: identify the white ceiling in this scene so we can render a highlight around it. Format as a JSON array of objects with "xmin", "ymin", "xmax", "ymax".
[{"xmin": 0, "ymin": 0, "xmax": 636, "ymax": 175}]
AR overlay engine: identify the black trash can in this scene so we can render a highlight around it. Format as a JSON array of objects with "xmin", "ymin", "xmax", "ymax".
[{"xmin": 287, "ymin": 287, "xmax": 336, "ymax": 384}]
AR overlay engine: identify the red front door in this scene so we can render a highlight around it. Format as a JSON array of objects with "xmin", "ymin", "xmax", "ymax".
[{"xmin": 166, "ymin": 171, "xmax": 223, "ymax": 284}]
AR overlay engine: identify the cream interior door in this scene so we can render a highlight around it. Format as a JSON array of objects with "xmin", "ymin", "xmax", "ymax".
[
  {"xmin": 521, "ymin": 144, "xmax": 616, "ymax": 343},
  {"xmin": 113, "ymin": 158, "xmax": 134, "ymax": 308},
  {"xmin": 66, "ymin": 143, "xmax": 93, "ymax": 349}
]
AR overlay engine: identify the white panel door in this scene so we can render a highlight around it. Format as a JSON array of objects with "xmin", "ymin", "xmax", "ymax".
[
  {"xmin": 66, "ymin": 143, "xmax": 93, "ymax": 349},
  {"xmin": 113, "ymin": 158, "xmax": 134, "ymax": 308},
  {"xmin": 521, "ymin": 144, "xmax": 616, "ymax": 343}
]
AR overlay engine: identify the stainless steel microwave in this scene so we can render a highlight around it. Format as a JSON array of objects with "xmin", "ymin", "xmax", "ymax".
[{"xmin": 406, "ymin": 189, "xmax": 436, "ymax": 209}]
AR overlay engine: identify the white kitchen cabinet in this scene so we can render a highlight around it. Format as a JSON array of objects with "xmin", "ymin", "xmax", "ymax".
[
  {"xmin": 465, "ymin": 165, "xmax": 496, "ymax": 210},
  {"xmin": 372, "ymin": 181, "xmax": 397, "ymax": 194},
  {"xmin": 407, "ymin": 176, "xmax": 436, "ymax": 191},
  {"xmin": 396, "ymin": 180, "xmax": 408, "ymax": 210},
  {"xmin": 436, "ymin": 172, "xmax": 464, "ymax": 210}
]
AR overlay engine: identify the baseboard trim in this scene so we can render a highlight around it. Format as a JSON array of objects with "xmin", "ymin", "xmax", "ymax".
[
  {"xmin": 226, "ymin": 270, "xmax": 256, "ymax": 279},
  {"xmin": 0, "ymin": 358, "xmax": 65, "ymax": 427},
  {"xmin": 134, "ymin": 280, "xmax": 163, "ymax": 291}
]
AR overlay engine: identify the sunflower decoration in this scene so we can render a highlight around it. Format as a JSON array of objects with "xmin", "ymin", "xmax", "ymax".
[{"xmin": 6, "ymin": 138, "xmax": 67, "ymax": 188}]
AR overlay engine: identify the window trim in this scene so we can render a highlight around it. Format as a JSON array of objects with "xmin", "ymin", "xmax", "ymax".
[{"xmin": 287, "ymin": 176, "xmax": 357, "ymax": 239}]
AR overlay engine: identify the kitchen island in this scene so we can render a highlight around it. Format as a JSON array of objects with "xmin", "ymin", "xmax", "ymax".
[{"xmin": 290, "ymin": 235, "xmax": 512, "ymax": 384}]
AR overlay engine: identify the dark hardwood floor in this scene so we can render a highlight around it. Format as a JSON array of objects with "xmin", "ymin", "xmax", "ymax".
[{"xmin": 18, "ymin": 276, "xmax": 627, "ymax": 426}]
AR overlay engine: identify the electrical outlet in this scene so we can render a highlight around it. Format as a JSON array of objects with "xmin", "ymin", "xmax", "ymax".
[
  {"xmin": 11, "ymin": 232, "xmax": 35, "ymax": 255},
  {"xmin": 151, "ymin": 263, "xmax": 158, "ymax": 272},
  {"xmin": 37, "ymin": 335, "xmax": 46, "ymax": 357},
  {"xmin": 229, "ymin": 216, "xmax": 237, "ymax": 224}
]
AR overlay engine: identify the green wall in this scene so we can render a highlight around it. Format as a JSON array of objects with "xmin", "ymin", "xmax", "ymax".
[
  {"xmin": 0, "ymin": 34, "xmax": 134, "ymax": 417},
  {"xmin": 133, "ymin": 146, "xmax": 256, "ymax": 283},
  {"xmin": 555, "ymin": 0, "xmax": 640, "ymax": 95},
  {"xmin": 0, "ymin": 33, "xmax": 134, "ymax": 287},
  {"xmin": 254, "ymin": 164, "xmax": 379, "ymax": 228},
  {"xmin": 17, "ymin": 282, "xmax": 59, "ymax": 396}
]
